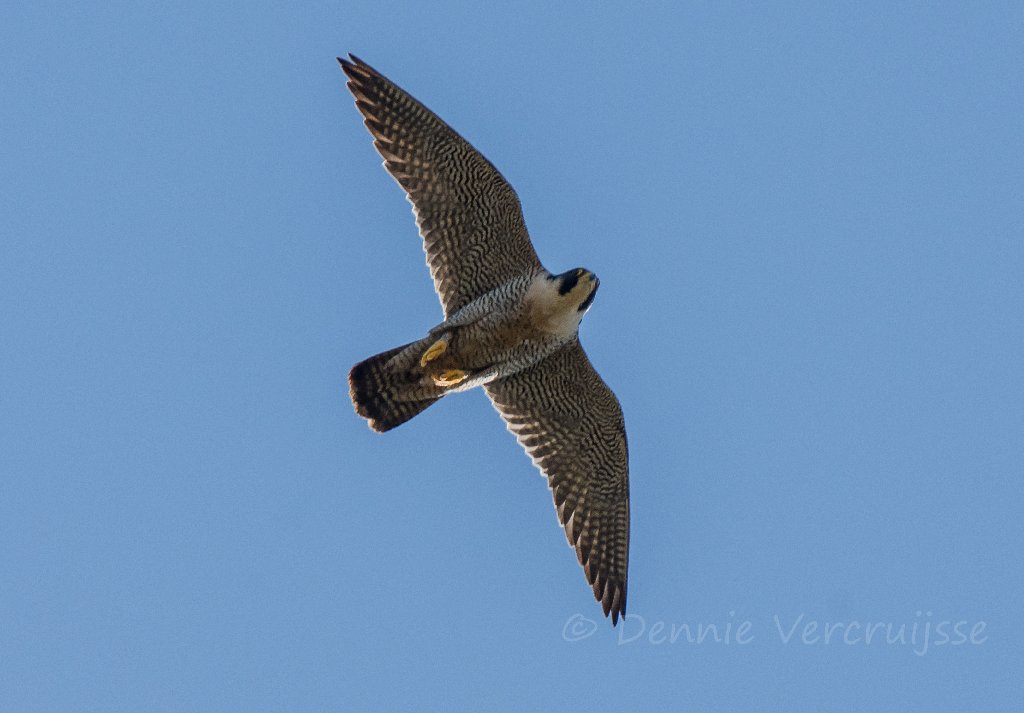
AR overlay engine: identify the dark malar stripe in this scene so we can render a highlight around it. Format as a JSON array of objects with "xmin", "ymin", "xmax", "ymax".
[{"xmin": 558, "ymin": 270, "xmax": 580, "ymax": 295}]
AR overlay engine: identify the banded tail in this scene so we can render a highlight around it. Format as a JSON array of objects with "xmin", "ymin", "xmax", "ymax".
[{"xmin": 349, "ymin": 340, "xmax": 446, "ymax": 432}]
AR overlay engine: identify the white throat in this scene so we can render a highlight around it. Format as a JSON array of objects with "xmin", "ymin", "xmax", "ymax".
[{"xmin": 526, "ymin": 275, "xmax": 585, "ymax": 338}]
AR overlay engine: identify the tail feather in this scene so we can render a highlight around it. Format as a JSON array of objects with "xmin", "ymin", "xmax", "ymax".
[{"xmin": 349, "ymin": 341, "xmax": 444, "ymax": 432}]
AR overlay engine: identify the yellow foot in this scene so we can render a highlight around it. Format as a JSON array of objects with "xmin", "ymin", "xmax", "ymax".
[
  {"xmin": 432, "ymin": 369, "xmax": 467, "ymax": 387},
  {"xmin": 419, "ymin": 337, "xmax": 448, "ymax": 367}
]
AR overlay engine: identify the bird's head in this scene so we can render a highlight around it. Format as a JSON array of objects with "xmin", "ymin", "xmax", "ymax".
[
  {"xmin": 533, "ymin": 268, "xmax": 601, "ymax": 337},
  {"xmin": 553, "ymin": 267, "xmax": 600, "ymax": 314}
]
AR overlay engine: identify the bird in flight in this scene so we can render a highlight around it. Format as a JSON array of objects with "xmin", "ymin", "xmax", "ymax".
[{"xmin": 339, "ymin": 55, "xmax": 630, "ymax": 624}]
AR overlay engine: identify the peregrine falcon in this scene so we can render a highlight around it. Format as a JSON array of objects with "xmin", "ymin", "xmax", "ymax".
[{"xmin": 339, "ymin": 55, "xmax": 630, "ymax": 625}]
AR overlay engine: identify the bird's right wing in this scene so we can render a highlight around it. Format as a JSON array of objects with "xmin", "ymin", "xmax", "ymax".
[
  {"xmin": 338, "ymin": 55, "xmax": 543, "ymax": 317},
  {"xmin": 485, "ymin": 340, "xmax": 630, "ymax": 624}
]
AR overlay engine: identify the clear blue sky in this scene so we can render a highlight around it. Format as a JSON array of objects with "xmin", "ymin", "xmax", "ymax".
[{"xmin": 2, "ymin": 2, "xmax": 1022, "ymax": 711}]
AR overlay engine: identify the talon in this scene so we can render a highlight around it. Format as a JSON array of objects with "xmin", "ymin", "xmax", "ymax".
[
  {"xmin": 432, "ymin": 369, "xmax": 467, "ymax": 387},
  {"xmin": 420, "ymin": 336, "xmax": 449, "ymax": 367}
]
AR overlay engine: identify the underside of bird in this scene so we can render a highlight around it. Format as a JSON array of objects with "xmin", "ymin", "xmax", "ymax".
[{"xmin": 340, "ymin": 53, "xmax": 630, "ymax": 626}]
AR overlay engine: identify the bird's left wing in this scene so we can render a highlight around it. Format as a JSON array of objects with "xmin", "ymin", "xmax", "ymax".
[
  {"xmin": 338, "ymin": 55, "xmax": 543, "ymax": 317},
  {"xmin": 485, "ymin": 340, "xmax": 630, "ymax": 624}
]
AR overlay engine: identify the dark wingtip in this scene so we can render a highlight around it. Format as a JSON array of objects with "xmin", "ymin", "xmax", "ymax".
[
  {"xmin": 605, "ymin": 583, "xmax": 627, "ymax": 626},
  {"xmin": 338, "ymin": 54, "xmax": 375, "ymax": 85},
  {"xmin": 339, "ymin": 53, "xmax": 370, "ymax": 72}
]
